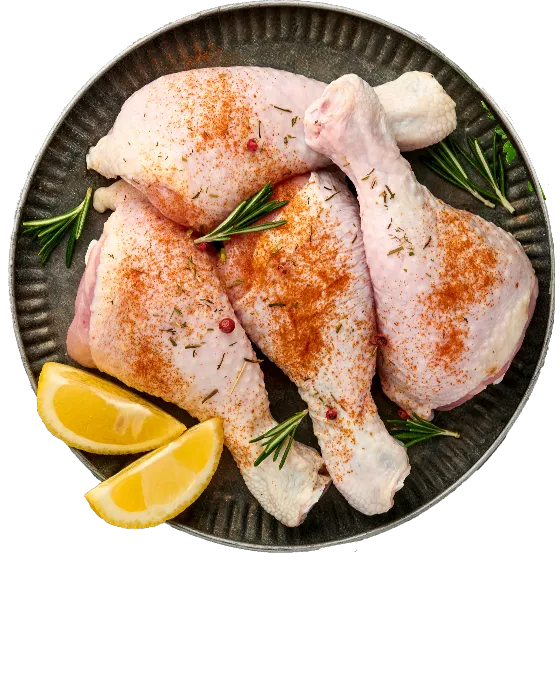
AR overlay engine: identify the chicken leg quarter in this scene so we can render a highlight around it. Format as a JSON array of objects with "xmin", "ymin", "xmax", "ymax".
[
  {"xmin": 218, "ymin": 171, "xmax": 409, "ymax": 514},
  {"xmin": 304, "ymin": 75, "xmax": 537, "ymax": 418},
  {"xmin": 67, "ymin": 181, "xmax": 329, "ymax": 526},
  {"xmin": 87, "ymin": 67, "xmax": 455, "ymax": 229}
]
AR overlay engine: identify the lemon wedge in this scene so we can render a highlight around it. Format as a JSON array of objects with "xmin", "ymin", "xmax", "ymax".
[
  {"xmin": 85, "ymin": 418, "xmax": 223, "ymax": 528},
  {"xmin": 37, "ymin": 362, "xmax": 185, "ymax": 454}
]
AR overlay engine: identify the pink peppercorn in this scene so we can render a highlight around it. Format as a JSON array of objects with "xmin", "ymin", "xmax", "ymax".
[
  {"xmin": 398, "ymin": 409, "xmax": 410, "ymax": 420},
  {"xmin": 219, "ymin": 318, "xmax": 236, "ymax": 334},
  {"xmin": 326, "ymin": 408, "xmax": 338, "ymax": 421},
  {"xmin": 247, "ymin": 138, "xmax": 259, "ymax": 152},
  {"xmin": 196, "ymin": 242, "xmax": 207, "ymax": 252}
]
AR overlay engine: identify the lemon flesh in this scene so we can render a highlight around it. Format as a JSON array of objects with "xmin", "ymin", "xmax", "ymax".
[
  {"xmin": 37, "ymin": 362, "xmax": 185, "ymax": 454},
  {"xmin": 85, "ymin": 418, "xmax": 223, "ymax": 528}
]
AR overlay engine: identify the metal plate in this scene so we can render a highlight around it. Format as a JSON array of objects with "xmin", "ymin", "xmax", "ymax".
[{"xmin": 10, "ymin": 2, "xmax": 554, "ymax": 551}]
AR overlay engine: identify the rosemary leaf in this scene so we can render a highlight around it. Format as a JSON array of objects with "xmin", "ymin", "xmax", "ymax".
[
  {"xmin": 195, "ymin": 183, "xmax": 289, "ymax": 244},
  {"xmin": 252, "ymin": 409, "xmax": 308, "ymax": 469},
  {"xmin": 229, "ymin": 361, "xmax": 247, "ymax": 394},
  {"xmin": 422, "ymin": 138, "xmax": 512, "ymax": 210},
  {"xmin": 250, "ymin": 411, "xmax": 304, "ymax": 443},
  {"xmin": 387, "ymin": 412, "xmax": 460, "ymax": 449},
  {"xmin": 279, "ymin": 430, "xmax": 296, "ymax": 469},
  {"xmin": 361, "ymin": 167, "xmax": 375, "ymax": 181},
  {"xmin": 24, "ymin": 187, "xmax": 92, "ymax": 266},
  {"xmin": 202, "ymin": 389, "xmax": 218, "ymax": 404}
]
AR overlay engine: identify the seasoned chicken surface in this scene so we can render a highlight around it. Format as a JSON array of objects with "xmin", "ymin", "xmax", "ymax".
[
  {"xmin": 67, "ymin": 181, "xmax": 329, "ymax": 526},
  {"xmin": 87, "ymin": 67, "xmax": 455, "ymax": 229},
  {"xmin": 218, "ymin": 171, "xmax": 409, "ymax": 515},
  {"xmin": 304, "ymin": 76, "xmax": 538, "ymax": 418}
]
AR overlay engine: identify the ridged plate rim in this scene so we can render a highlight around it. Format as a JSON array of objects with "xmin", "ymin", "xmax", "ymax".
[{"xmin": 9, "ymin": 1, "xmax": 555, "ymax": 551}]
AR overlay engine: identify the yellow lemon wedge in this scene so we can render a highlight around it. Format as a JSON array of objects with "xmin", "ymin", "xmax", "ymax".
[
  {"xmin": 37, "ymin": 362, "xmax": 185, "ymax": 454},
  {"xmin": 85, "ymin": 418, "xmax": 223, "ymax": 528}
]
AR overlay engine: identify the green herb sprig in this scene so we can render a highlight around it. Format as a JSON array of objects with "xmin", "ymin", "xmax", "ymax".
[
  {"xmin": 194, "ymin": 183, "xmax": 288, "ymax": 244},
  {"xmin": 23, "ymin": 187, "xmax": 93, "ymax": 266},
  {"xmin": 252, "ymin": 409, "xmax": 308, "ymax": 470},
  {"xmin": 388, "ymin": 412, "xmax": 460, "ymax": 448},
  {"xmin": 423, "ymin": 137, "xmax": 514, "ymax": 213},
  {"xmin": 528, "ymin": 181, "xmax": 546, "ymax": 200}
]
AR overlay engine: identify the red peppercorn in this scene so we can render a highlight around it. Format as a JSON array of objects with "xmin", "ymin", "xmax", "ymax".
[
  {"xmin": 219, "ymin": 318, "xmax": 235, "ymax": 334},
  {"xmin": 326, "ymin": 408, "xmax": 338, "ymax": 421},
  {"xmin": 373, "ymin": 333, "xmax": 387, "ymax": 346},
  {"xmin": 398, "ymin": 409, "xmax": 410, "ymax": 420},
  {"xmin": 247, "ymin": 138, "xmax": 259, "ymax": 152},
  {"xmin": 196, "ymin": 242, "xmax": 207, "ymax": 252}
]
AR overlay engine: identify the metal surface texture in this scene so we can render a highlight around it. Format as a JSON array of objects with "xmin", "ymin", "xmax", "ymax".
[{"xmin": 10, "ymin": 2, "xmax": 554, "ymax": 551}]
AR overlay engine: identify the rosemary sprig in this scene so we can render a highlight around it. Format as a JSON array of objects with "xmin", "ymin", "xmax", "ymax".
[
  {"xmin": 23, "ymin": 187, "xmax": 92, "ymax": 266},
  {"xmin": 194, "ymin": 183, "xmax": 288, "ymax": 244},
  {"xmin": 252, "ymin": 409, "xmax": 308, "ymax": 470},
  {"xmin": 387, "ymin": 412, "xmax": 460, "ymax": 448},
  {"xmin": 423, "ymin": 136, "xmax": 514, "ymax": 213}
]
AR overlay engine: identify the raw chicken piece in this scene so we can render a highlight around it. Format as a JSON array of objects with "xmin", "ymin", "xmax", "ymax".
[
  {"xmin": 67, "ymin": 181, "xmax": 329, "ymax": 526},
  {"xmin": 67, "ymin": 234, "xmax": 105, "ymax": 368},
  {"xmin": 87, "ymin": 67, "xmax": 455, "ymax": 229},
  {"xmin": 217, "ymin": 171, "xmax": 409, "ymax": 515},
  {"xmin": 304, "ymin": 75, "xmax": 538, "ymax": 418}
]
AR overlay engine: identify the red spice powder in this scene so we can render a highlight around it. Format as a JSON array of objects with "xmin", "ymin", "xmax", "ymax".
[
  {"xmin": 419, "ymin": 203, "xmax": 501, "ymax": 373},
  {"xmin": 140, "ymin": 69, "xmax": 308, "ymax": 231},
  {"xmin": 221, "ymin": 177, "xmax": 352, "ymax": 382},
  {"xmin": 101, "ymin": 203, "xmax": 220, "ymax": 401}
]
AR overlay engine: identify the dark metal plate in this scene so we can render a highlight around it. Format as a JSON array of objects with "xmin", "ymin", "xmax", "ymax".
[{"xmin": 10, "ymin": 2, "xmax": 554, "ymax": 551}]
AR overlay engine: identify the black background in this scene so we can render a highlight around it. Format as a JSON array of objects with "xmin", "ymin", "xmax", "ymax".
[{"xmin": 9, "ymin": 2, "xmax": 557, "ymax": 564}]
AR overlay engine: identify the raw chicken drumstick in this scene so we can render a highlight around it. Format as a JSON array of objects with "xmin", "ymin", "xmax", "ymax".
[
  {"xmin": 87, "ymin": 67, "xmax": 455, "ymax": 229},
  {"xmin": 67, "ymin": 181, "xmax": 329, "ymax": 527},
  {"xmin": 304, "ymin": 75, "xmax": 538, "ymax": 418},
  {"xmin": 217, "ymin": 171, "xmax": 409, "ymax": 515}
]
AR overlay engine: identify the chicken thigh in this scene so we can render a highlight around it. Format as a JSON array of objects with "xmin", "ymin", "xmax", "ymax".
[
  {"xmin": 217, "ymin": 171, "xmax": 409, "ymax": 515},
  {"xmin": 67, "ymin": 181, "xmax": 329, "ymax": 526},
  {"xmin": 87, "ymin": 67, "xmax": 455, "ymax": 229},
  {"xmin": 304, "ymin": 75, "xmax": 538, "ymax": 418}
]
